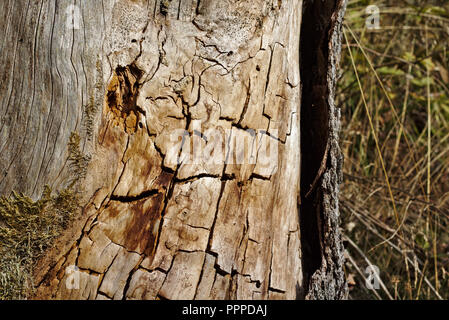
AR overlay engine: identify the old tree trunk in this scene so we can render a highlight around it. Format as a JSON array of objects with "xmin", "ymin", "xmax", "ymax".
[{"xmin": 0, "ymin": 0, "xmax": 347, "ymax": 300}]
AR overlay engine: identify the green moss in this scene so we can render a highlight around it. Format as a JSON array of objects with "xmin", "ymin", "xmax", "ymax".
[
  {"xmin": 68, "ymin": 132, "xmax": 91, "ymax": 184},
  {"xmin": 83, "ymin": 58, "xmax": 103, "ymax": 140},
  {"xmin": 0, "ymin": 186, "xmax": 79, "ymax": 299},
  {"xmin": 0, "ymin": 131, "xmax": 87, "ymax": 299},
  {"xmin": 83, "ymin": 97, "xmax": 96, "ymax": 139}
]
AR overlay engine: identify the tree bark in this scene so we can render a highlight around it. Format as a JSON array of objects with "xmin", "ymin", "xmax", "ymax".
[{"xmin": 0, "ymin": 0, "xmax": 347, "ymax": 300}]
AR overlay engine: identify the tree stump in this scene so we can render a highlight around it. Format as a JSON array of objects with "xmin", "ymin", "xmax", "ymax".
[{"xmin": 0, "ymin": 0, "xmax": 347, "ymax": 300}]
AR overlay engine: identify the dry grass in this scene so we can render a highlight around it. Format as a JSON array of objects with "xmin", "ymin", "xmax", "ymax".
[
  {"xmin": 0, "ymin": 131, "xmax": 86, "ymax": 300},
  {"xmin": 0, "ymin": 187, "xmax": 79, "ymax": 299},
  {"xmin": 339, "ymin": 0, "xmax": 449, "ymax": 299}
]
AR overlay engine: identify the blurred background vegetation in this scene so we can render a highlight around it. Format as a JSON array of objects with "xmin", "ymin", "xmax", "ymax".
[{"xmin": 339, "ymin": 0, "xmax": 449, "ymax": 299}]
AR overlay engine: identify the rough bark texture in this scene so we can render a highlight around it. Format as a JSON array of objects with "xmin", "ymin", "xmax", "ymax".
[
  {"xmin": 0, "ymin": 0, "xmax": 347, "ymax": 300},
  {"xmin": 300, "ymin": 0, "xmax": 348, "ymax": 299}
]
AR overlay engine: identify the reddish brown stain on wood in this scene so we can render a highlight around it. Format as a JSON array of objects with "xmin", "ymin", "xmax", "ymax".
[{"xmin": 106, "ymin": 64, "xmax": 145, "ymax": 134}]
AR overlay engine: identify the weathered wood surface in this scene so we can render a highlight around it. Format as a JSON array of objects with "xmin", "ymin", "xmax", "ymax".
[
  {"xmin": 0, "ymin": 0, "xmax": 103, "ymax": 199},
  {"xmin": 0, "ymin": 0, "xmax": 347, "ymax": 300}
]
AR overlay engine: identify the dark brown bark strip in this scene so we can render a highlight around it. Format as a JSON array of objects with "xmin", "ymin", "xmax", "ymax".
[{"xmin": 300, "ymin": 0, "xmax": 348, "ymax": 299}]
